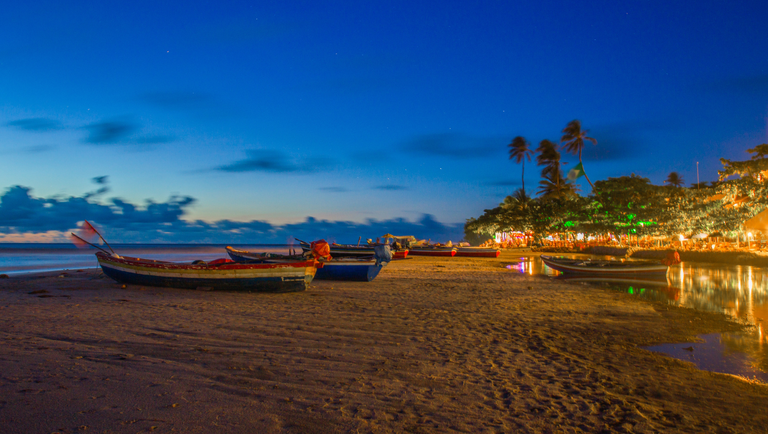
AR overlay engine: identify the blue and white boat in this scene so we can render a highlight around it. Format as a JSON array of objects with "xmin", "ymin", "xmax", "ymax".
[{"xmin": 226, "ymin": 245, "xmax": 390, "ymax": 282}]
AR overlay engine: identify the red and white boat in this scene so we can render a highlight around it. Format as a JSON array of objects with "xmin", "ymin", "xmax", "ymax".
[
  {"xmin": 408, "ymin": 246, "xmax": 457, "ymax": 257},
  {"xmin": 455, "ymin": 247, "xmax": 501, "ymax": 258}
]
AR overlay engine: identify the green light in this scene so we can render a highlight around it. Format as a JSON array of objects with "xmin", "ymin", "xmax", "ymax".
[{"xmin": 628, "ymin": 286, "xmax": 634, "ymax": 294}]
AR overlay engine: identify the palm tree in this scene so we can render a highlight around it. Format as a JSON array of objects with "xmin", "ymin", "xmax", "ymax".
[
  {"xmin": 536, "ymin": 139, "xmax": 561, "ymax": 180},
  {"xmin": 665, "ymin": 172, "xmax": 685, "ymax": 188},
  {"xmin": 560, "ymin": 120, "xmax": 597, "ymax": 189},
  {"xmin": 537, "ymin": 171, "xmax": 579, "ymax": 199},
  {"xmin": 508, "ymin": 136, "xmax": 533, "ymax": 193},
  {"xmin": 504, "ymin": 187, "xmax": 530, "ymax": 210}
]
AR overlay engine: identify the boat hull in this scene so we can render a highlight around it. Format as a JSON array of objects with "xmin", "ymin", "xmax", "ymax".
[
  {"xmin": 540, "ymin": 255, "xmax": 668, "ymax": 276},
  {"xmin": 227, "ymin": 246, "xmax": 384, "ymax": 282},
  {"xmin": 299, "ymin": 241, "xmax": 408, "ymax": 259},
  {"xmin": 455, "ymin": 248, "xmax": 501, "ymax": 258},
  {"xmin": 314, "ymin": 260, "xmax": 383, "ymax": 282},
  {"xmin": 97, "ymin": 252, "xmax": 316, "ymax": 292},
  {"xmin": 408, "ymin": 248, "xmax": 457, "ymax": 257}
]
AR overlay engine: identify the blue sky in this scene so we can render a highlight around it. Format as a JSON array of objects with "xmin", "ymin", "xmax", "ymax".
[{"xmin": 1, "ymin": 1, "xmax": 767, "ymax": 242}]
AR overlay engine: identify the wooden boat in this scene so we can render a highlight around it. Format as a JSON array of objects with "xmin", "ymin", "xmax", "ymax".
[
  {"xmin": 226, "ymin": 246, "xmax": 385, "ymax": 282},
  {"xmin": 408, "ymin": 246, "xmax": 457, "ymax": 257},
  {"xmin": 297, "ymin": 239, "xmax": 408, "ymax": 259},
  {"xmin": 540, "ymin": 255, "xmax": 669, "ymax": 276},
  {"xmin": 455, "ymin": 247, "xmax": 501, "ymax": 258},
  {"xmin": 96, "ymin": 251, "xmax": 319, "ymax": 292}
]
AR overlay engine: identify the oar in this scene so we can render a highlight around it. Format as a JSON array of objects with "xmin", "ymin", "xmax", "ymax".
[
  {"xmin": 84, "ymin": 220, "xmax": 116, "ymax": 255},
  {"xmin": 357, "ymin": 236, "xmax": 361, "ymax": 246},
  {"xmin": 70, "ymin": 233, "xmax": 111, "ymax": 255}
]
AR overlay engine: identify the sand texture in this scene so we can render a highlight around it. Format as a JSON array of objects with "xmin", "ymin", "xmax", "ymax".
[{"xmin": 1, "ymin": 253, "xmax": 766, "ymax": 433}]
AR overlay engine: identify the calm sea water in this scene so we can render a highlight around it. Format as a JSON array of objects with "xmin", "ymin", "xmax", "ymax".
[
  {"xmin": 512, "ymin": 255, "xmax": 768, "ymax": 382},
  {"xmin": 0, "ymin": 243, "xmax": 295, "ymax": 275}
]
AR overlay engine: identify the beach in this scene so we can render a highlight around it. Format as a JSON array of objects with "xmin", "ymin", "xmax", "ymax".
[{"xmin": 1, "ymin": 252, "xmax": 766, "ymax": 433}]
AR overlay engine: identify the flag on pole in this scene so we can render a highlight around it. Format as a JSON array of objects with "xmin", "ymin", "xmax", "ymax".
[{"xmin": 567, "ymin": 162, "xmax": 585, "ymax": 181}]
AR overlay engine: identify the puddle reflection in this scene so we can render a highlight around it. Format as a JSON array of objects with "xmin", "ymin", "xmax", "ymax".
[{"xmin": 513, "ymin": 255, "xmax": 768, "ymax": 381}]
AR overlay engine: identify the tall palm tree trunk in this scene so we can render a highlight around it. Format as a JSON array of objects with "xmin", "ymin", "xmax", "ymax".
[
  {"xmin": 579, "ymin": 149, "xmax": 595, "ymax": 189},
  {"xmin": 522, "ymin": 160, "xmax": 525, "ymax": 193}
]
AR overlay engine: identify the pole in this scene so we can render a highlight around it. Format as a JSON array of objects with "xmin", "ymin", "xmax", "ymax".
[
  {"xmin": 70, "ymin": 233, "xmax": 111, "ymax": 254},
  {"xmin": 85, "ymin": 221, "xmax": 116, "ymax": 254},
  {"xmin": 696, "ymin": 162, "xmax": 699, "ymax": 189}
]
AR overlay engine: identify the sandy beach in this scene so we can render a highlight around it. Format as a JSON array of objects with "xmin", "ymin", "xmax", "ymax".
[{"xmin": 1, "ymin": 252, "xmax": 766, "ymax": 433}]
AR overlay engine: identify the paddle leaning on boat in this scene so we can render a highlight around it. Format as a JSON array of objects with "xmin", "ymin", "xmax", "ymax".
[
  {"xmin": 540, "ymin": 252, "xmax": 680, "ymax": 276},
  {"xmin": 70, "ymin": 221, "xmax": 328, "ymax": 292},
  {"xmin": 226, "ymin": 242, "xmax": 392, "ymax": 282}
]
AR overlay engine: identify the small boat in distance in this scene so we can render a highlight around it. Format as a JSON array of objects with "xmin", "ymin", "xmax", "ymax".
[
  {"xmin": 226, "ymin": 246, "xmax": 388, "ymax": 282},
  {"xmin": 540, "ymin": 255, "xmax": 669, "ymax": 276},
  {"xmin": 408, "ymin": 246, "xmax": 457, "ymax": 257},
  {"xmin": 96, "ymin": 251, "xmax": 319, "ymax": 292},
  {"xmin": 455, "ymin": 247, "xmax": 501, "ymax": 258}
]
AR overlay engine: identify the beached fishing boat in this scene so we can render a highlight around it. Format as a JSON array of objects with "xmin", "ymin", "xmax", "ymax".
[
  {"xmin": 297, "ymin": 239, "xmax": 408, "ymax": 259},
  {"xmin": 540, "ymin": 255, "xmax": 669, "ymax": 276},
  {"xmin": 455, "ymin": 247, "xmax": 501, "ymax": 258},
  {"xmin": 96, "ymin": 251, "xmax": 319, "ymax": 292},
  {"xmin": 408, "ymin": 246, "xmax": 457, "ymax": 257},
  {"xmin": 226, "ymin": 246, "xmax": 387, "ymax": 282}
]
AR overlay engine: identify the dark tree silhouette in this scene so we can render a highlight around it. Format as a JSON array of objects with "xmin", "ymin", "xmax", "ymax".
[
  {"xmin": 537, "ymin": 171, "xmax": 579, "ymax": 199},
  {"xmin": 508, "ymin": 136, "xmax": 533, "ymax": 193},
  {"xmin": 665, "ymin": 172, "xmax": 685, "ymax": 188},
  {"xmin": 536, "ymin": 139, "xmax": 561, "ymax": 180},
  {"xmin": 560, "ymin": 120, "xmax": 597, "ymax": 188}
]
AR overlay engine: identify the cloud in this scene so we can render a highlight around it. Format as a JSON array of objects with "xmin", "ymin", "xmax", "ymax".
[
  {"xmin": 83, "ymin": 120, "xmax": 137, "ymax": 144},
  {"xmin": 401, "ymin": 133, "xmax": 502, "ymax": 159},
  {"xmin": 7, "ymin": 118, "xmax": 63, "ymax": 131},
  {"xmin": 374, "ymin": 185, "xmax": 408, "ymax": 191},
  {"xmin": 579, "ymin": 121, "xmax": 674, "ymax": 162},
  {"xmin": 0, "ymin": 183, "xmax": 465, "ymax": 243},
  {"xmin": 214, "ymin": 150, "xmax": 326, "ymax": 173}
]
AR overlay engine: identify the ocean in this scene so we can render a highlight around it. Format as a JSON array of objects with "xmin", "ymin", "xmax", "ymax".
[{"xmin": 0, "ymin": 243, "xmax": 296, "ymax": 275}]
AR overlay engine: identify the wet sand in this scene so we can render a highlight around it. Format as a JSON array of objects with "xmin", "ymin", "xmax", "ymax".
[{"xmin": 1, "ymin": 252, "xmax": 766, "ymax": 433}]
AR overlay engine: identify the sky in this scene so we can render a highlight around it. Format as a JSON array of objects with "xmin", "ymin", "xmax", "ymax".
[{"xmin": 1, "ymin": 0, "xmax": 768, "ymax": 243}]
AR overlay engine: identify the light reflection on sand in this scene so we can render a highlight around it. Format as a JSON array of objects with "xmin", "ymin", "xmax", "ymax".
[{"xmin": 512, "ymin": 254, "xmax": 768, "ymax": 381}]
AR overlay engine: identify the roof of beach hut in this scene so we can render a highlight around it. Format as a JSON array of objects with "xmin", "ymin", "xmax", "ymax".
[{"xmin": 743, "ymin": 208, "xmax": 768, "ymax": 231}]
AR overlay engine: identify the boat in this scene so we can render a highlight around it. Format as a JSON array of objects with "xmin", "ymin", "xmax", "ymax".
[
  {"xmin": 540, "ymin": 255, "xmax": 669, "ymax": 276},
  {"xmin": 455, "ymin": 247, "xmax": 501, "ymax": 258},
  {"xmin": 96, "ymin": 251, "xmax": 319, "ymax": 292},
  {"xmin": 226, "ymin": 246, "xmax": 387, "ymax": 282},
  {"xmin": 296, "ymin": 238, "xmax": 408, "ymax": 259},
  {"xmin": 408, "ymin": 246, "xmax": 457, "ymax": 257}
]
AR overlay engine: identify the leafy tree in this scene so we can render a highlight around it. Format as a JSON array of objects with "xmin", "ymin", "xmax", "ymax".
[
  {"xmin": 589, "ymin": 175, "xmax": 666, "ymax": 237},
  {"xmin": 560, "ymin": 120, "xmax": 597, "ymax": 188},
  {"xmin": 508, "ymin": 136, "xmax": 533, "ymax": 193},
  {"xmin": 719, "ymin": 143, "xmax": 768, "ymax": 179}
]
